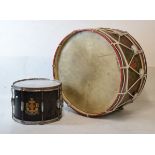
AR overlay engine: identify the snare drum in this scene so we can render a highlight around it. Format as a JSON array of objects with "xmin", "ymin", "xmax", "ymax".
[
  {"xmin": 53, "ymin": 28, "xmax": 147, "ymax": 117},
  {"xmin": 11, "ymin": 78, "xmax": 63, "ymax": 124}
]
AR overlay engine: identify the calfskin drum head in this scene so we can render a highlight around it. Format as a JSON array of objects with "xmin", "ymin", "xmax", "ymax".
[{"xmin": 54, "ymin": 30, "xmax": 121, "ymax": 116}]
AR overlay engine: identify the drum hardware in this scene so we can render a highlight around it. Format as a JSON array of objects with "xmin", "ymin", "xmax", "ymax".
[
  {"xmin": 41, "ymin": 91, "xmax": 44, "ymax": 121},
  {"xmin": 57, "ymin": 99, "xmax": 63, "ymax": 109},
  {"xmin": 41, "ymin": 101, "xmax": 44, "ymax": 112},
  {"xmin": 21, "ymin": 101, "xmax": 24, "ymax": 112},
  {"xmin": 41, "ymin": 96, "xmax": 44, "ymax": 112},
  {"xmin": 11, "ymin": 97, "xmax": 15, "ymax": 118},
  {"xmin": 11, "ymin": 87, "xmax": 15, "ymax": 119},
  {"xmin": 57, "ymin": 85, "xmax": 63, "ymax": 118}
]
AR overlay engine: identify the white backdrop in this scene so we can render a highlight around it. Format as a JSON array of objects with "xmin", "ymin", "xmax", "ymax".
[
  {"xmin": 0, "ymin": 20, "xmax": 154, "ymax": 95},
  {"xmin": 0, "ymin": 21, "xmax": 155, "ymax": 133}
]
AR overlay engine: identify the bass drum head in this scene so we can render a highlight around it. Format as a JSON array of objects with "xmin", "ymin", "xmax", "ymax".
[{"xmin": 54, "ymin": 30, "xmax": 121, "ymax": 116}]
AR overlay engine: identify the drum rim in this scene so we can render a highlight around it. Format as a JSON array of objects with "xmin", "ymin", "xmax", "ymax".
[
  {"xmin": 12, "ymin": 114, "xmax": 62, "ymax": 125},
  {"xmin": 12, "ymin": 78, "xmax": 62, "ymax": 92},
  {"xmin": 53, "ymin": 28, "xmax": 124, "ymax": 117}
]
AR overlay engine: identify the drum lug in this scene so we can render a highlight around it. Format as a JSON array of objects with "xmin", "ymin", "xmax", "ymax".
[
  {"xmin": 11, "ymin": 98, "xmax": 15, "ymax": 117},
  {"xmin": 21, "ymin": 101, "xmax": 24, "ymax": 111},
  {"xmin": 57, "ymin": 99, "xmax": 63, "ymax": 109},
  {"xmin": 41, "ymin": 102, "xmax": 44, "ymax": 112},
  {"xmin": 11, "ymin": 98, "xmax": 15, "ymax": 105}
]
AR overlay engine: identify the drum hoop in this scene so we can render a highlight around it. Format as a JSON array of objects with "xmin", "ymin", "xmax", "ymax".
[
  {"xmin": 53, "ymin": 29, "xmax": 124, "ymax": 117},
  {"xmin": 12, "ymin": 78, "xmax": 62, "ymax": 92},
  {"xmin": 12, "ymin": 115, "xmax": 62, "ymax": 125}
]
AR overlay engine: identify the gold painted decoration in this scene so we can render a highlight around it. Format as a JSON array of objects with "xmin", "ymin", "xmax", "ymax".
[{"xmin": 26, "ymin": 98, "xmax": 39, "ymax": 115}]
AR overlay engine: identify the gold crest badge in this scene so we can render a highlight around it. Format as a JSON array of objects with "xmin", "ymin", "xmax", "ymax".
[{"xmin": 26, "ymin": 98, "xmax": 39, "ymax": 115}]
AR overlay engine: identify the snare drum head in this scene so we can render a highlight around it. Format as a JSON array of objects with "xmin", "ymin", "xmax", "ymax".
[
  {"xmin": 13, "ymin": 78, "xmax": 61, "ymax": 90},
  {"xmin": 54, "ymin": 30, "xmax": 121, "ymax": 116}
]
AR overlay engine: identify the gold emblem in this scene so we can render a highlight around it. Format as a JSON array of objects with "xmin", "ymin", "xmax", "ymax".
[{"xmin": 26, "ymin": 98, "xmax": 39, "ymax": 115}]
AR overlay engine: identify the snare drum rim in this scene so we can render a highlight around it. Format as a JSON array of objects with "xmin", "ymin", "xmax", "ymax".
[
  {"xmin": 12, "ymin": 114, "xmax": 62, "ymax": 125},
  {"xmin": 12, "ymin": 78, "xmax": 62, "ymax": 92}
]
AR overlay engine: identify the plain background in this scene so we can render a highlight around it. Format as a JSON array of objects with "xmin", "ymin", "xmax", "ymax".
[
  {"xmin": 0, "ymin": 0, "xmax": 154, "ymax": 154},
  {"xmin": 0, "ymin": 20, "xmax": 154, "ymax": 134}
]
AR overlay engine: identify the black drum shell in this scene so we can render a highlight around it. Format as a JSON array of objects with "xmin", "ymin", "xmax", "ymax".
[{"xmin": 11, "ymin": 79, "xmax": 63, "ymax": 125}]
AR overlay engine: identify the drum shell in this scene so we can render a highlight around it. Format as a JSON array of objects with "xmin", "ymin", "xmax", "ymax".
[{"xmin": 11, "ymin": 80, "xmax": 63, "ymax": 124}]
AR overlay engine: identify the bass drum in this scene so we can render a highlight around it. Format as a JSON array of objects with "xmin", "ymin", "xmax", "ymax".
[{"xmin": 53, "ymin": 28, "xmax": 147, "ymax": 117}]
